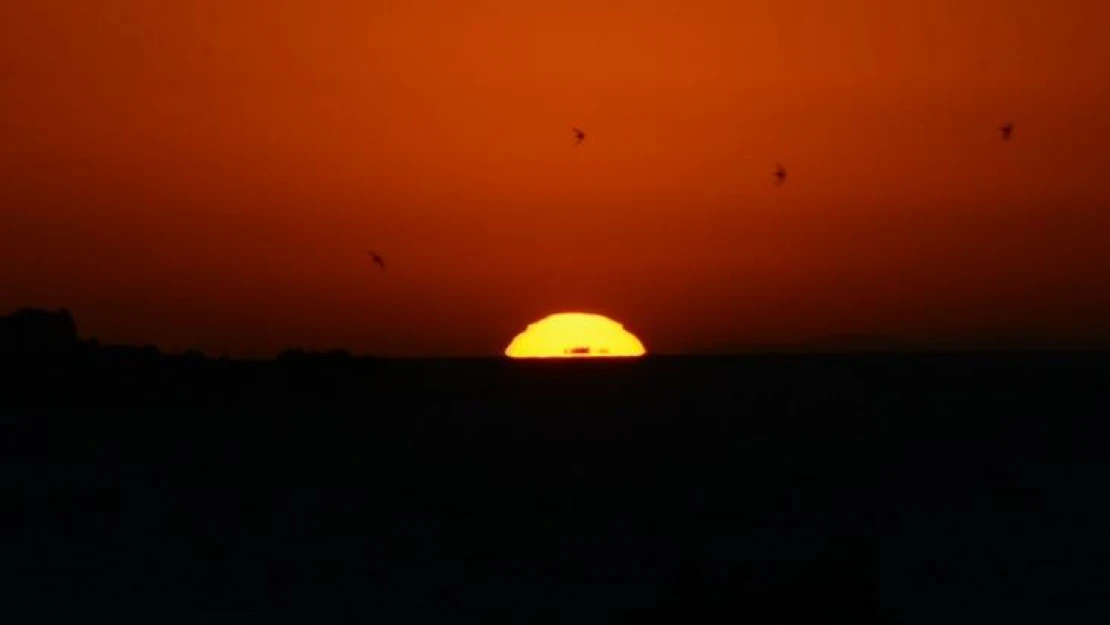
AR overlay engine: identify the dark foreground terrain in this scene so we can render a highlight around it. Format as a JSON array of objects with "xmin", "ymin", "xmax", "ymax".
[{"xmin": 3, "ymin": 309, "xmax": 1110, "ymax": 624}]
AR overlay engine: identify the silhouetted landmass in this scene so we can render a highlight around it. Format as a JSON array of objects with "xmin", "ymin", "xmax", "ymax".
[
  {"xmin": 3, "ymin": 308, "xmax": 1110, "ymax": 624},
  {"xmin": 0, "ymin": 307, "xmax": 80, "ymax": 358}
]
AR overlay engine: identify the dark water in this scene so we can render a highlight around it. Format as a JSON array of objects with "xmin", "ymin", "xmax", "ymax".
[{"xmin": 3, "ymin": 351, "xmax": 1110, "ymax": 623}]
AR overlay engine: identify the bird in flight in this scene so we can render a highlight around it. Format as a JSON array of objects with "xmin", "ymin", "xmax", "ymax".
[
  {"xmin": 572, "ymin": 127, "xmax": 586, "ymax": 146},
  {"xmin": 367, "ymin": 251, "xmax": 386, "ymax": 271},
  {"xmin": 999, "ymin": 122, "xmax": 1014, "ymax": 141},
  {"xmin": 773, "ymin": 163, "xmax": 787, "ymax": 186}
]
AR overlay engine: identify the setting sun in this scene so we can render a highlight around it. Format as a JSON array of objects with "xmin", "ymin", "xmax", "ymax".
[{"xmin": 505, "ymin": 313, "xmax": 647, "ymax": 359}]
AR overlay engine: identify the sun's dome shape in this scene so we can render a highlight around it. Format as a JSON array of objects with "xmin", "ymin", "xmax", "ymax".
[{"xmin": 504, "ymin": 312, "xmax": 647, "ymax": 359}]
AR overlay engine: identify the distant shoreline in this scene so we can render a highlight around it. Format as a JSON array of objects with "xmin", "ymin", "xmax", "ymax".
[{"xmin": 3, "ymin": 307, "xmax": 1109, "ymax": 362}]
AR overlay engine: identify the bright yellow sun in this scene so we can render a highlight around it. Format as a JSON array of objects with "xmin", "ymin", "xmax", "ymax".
[{"xmin": 505, "ymin": 312, "xmax": 647, "ymax": 359}]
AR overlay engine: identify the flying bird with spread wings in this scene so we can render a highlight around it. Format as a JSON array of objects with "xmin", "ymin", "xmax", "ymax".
[
  {"xmin": 773, "ymin": 163, "xmax": 787, "ymax": 186},
  {"xmin": 367, "ymin": 251, "xmax": 386, "ymax": 271},
  {"xmin": 999, "ymin": 122, "xmax": 1014, "ymax": 141},
  {"xmin": 572, "ymin": 127, "xmax": 586, "ymax": 146}
]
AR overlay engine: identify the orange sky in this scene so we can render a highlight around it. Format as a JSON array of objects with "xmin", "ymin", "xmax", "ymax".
[{"xmin": 2, "ymin": 0, "xmax": 1110, "ymax": 356}]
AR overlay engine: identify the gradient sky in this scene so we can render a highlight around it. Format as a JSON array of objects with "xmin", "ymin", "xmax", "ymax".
[{"xmin": 2, "ymin": 0, "xmax": 1109, "ymax": 356}]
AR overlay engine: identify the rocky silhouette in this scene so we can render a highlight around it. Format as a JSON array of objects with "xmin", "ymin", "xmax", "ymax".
[
  {"xmin": 0, "ymin": 307, "xmax": 80, "ymax": 358},
  {"xmin": 3, "ymin": 307, "xmax": 1109, "ymax": 624}
]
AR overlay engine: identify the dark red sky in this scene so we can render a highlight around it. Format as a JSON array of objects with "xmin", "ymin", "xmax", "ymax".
[{"xmin": 2, "ymin": 1, "xmax": 1110, "ymax": 356}]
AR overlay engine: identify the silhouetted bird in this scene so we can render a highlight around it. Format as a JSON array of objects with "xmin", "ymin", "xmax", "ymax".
[
  {"xmin": 573, "ymin": 127, "xmax": 586, "ymax": 146},
  {"xmin": 773, "ymin": 163, "xmax": 787, "ymax": 186},
  {"xmin": 367, "ymin": 251, "xmax": 386, "ymax": 271},
  {"xmin": 1000, "ymin": 122, "xmax": 1014, "ymax": 141}
]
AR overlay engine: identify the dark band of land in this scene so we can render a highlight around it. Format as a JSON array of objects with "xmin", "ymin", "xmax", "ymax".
[{"xmin": 4, "ymin": 309, "xmax": 1109, "ymax": 624}]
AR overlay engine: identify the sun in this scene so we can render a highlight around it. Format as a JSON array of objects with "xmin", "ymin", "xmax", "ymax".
[{"xmin": 505, "ymin": 312, "xmax": 647, "ymax": 359}]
